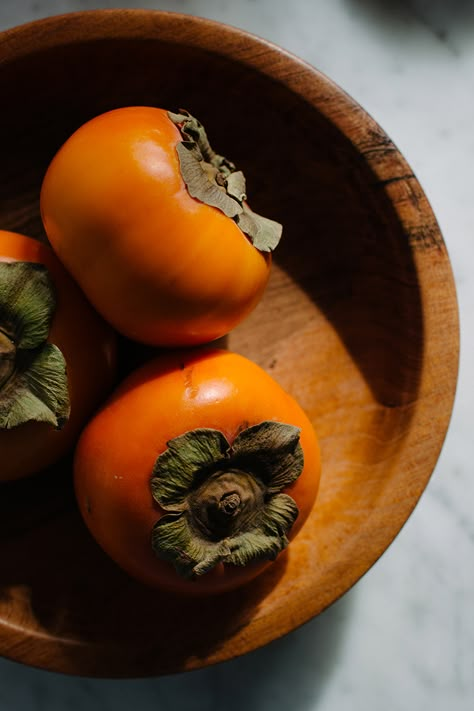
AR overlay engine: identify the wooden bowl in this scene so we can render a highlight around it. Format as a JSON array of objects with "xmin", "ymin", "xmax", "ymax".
[{"xmin": 0, "ymin": 10, "xmax": 459, "ymax": 677}]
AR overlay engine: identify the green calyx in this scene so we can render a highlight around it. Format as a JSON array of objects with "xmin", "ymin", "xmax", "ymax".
[
  {"xmin": 0, "ymin": 261, "xmax": 70, "ymax": 430},
  {"xmin": 168, "ymin": 110, "xmax": 283, "ymax": 253},
  {"xmin": 150, "ymin": 421, "xmax": 304, "ymax": 579}
]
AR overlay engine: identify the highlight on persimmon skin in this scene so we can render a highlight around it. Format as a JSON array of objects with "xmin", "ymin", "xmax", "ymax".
[
  {"xmin": 40, "ymin": 106, "xmax": 282, "ymax": 347},
  {"xmin": 0, "ymin": 230, "xmax": 117, "ymax": 482},
  {"xmin": 74, "ymin": 348, "xmax": 321, "ymax": 596}
]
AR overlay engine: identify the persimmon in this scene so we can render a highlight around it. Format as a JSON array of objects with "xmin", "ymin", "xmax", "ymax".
[
  {"xmin": 74, "ymin": 348, "xmax": 321, "ymax": 595},
  {"xmin": 0, "ymin": 230, "xmax": 116, "ymax": 482},
  {"xmin": 40, "ymin": 107, "xmax": 282, "ymax": 346}
]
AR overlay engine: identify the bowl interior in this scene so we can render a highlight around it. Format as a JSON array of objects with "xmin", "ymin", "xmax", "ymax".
[{"xmin": 0, "ymin": 11, "xmax": 458, "ymax": 677}]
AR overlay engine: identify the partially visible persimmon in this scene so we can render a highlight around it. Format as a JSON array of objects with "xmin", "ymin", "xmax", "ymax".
[
  {"xmin": 40, "ymin": 106, "xmax": 282, "ymax": 346},
  {"xmin": 74, "ymin": 348, "xmax": 321, "ymax": 595},
  {"xmin": 0, "ymin": 230, "xmax": 116, "ymax": 481}
]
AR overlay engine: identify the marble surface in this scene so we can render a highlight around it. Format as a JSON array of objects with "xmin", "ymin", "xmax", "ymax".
[{"xmin": 0, "ymin": 0, "xmax": 472, "ymax": 709}]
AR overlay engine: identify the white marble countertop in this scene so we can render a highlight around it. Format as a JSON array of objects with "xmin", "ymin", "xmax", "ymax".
[{"xmin": 0, "ymin": 0, "xmax": 472, "ymax": 709}]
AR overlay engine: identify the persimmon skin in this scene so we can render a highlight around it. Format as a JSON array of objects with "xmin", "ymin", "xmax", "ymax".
[
  {"xmin": 0, "ymin": 231, "xmax": 117, "ymax": 482},
  {"xmin": 40, "ymin": 106, "xmax": 272, "ymax": 346},
  {"xmin": 74, "ymin": 348, "xmax": 321, "ymax": 596}
]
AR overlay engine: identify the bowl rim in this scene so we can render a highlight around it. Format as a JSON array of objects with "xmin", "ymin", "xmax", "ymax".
[{"xmin": 0, "ymin": 8, "xmax": 460, "ymax": 678}]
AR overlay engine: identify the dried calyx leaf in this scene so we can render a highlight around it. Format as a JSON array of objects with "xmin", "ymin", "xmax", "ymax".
[
  {"xmin": 0, "ymin": 262, "xmax": 70, "ymax": 430},
  {"xmin": 150, "ymin": 421, "xmax": 304, "ymax": 579},
  {"xmin": 168, "ymin": 110, "xmax": 283, "ymax": 253}
]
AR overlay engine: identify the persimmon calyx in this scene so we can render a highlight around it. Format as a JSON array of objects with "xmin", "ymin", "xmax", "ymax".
[
  {"xmin": 150, "ymin": 421, "xmax": 303, "ymax": 578},
  {"xmin": 0, "ymin": 262, "xmax": 70, "ymax": 430},
  {"xmin": 168, "ymin": 110, "xmax": 283, "ymax": 253}
]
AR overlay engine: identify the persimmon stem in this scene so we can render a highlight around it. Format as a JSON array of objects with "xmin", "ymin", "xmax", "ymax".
[
  {"xmin": 219, "ymin": 492, "xmax": 241, "ymax": 515},
  {"xmin": 189, "ymin": 469, "xmax": 265, "ymax": 539}
]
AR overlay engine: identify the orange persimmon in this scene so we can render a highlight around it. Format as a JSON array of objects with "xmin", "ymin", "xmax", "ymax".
[
  {"xmin": 40, "ymin": 107, "xmax": 282, "ymax": 346},
  {"xmin": 0, "ymin": 230, "xmax": 116, "ymax": 481},
  {"xmin": 74, "ymin": 348, "xmax": 321, "ymax": 595}
]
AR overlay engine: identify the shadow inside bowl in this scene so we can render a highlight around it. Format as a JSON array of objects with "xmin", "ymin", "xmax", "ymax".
[
  {"xmin": 0, "ymin": 35, "xmax": 426, "ymax": 407},
  {"xmin": 0, "ymin": 464, "xmax": 289, "ymax": 677}
]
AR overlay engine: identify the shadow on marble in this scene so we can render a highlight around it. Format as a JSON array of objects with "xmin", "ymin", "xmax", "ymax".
[
  {"xmin": 345, "ymin": 0, "xmax": 474, "ymax": 42},
  {"xmin": 191, "ymin": 590, "xmax": 355, "ymax": 711},
  {"xmin": 0, "ymin": 589, "xmax": 355, "ymax": 711}
]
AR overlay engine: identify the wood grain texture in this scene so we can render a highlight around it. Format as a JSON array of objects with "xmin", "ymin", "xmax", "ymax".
[{"xmin": 0, "ymin": 10, "xmax": 459, "ymax": 677}]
